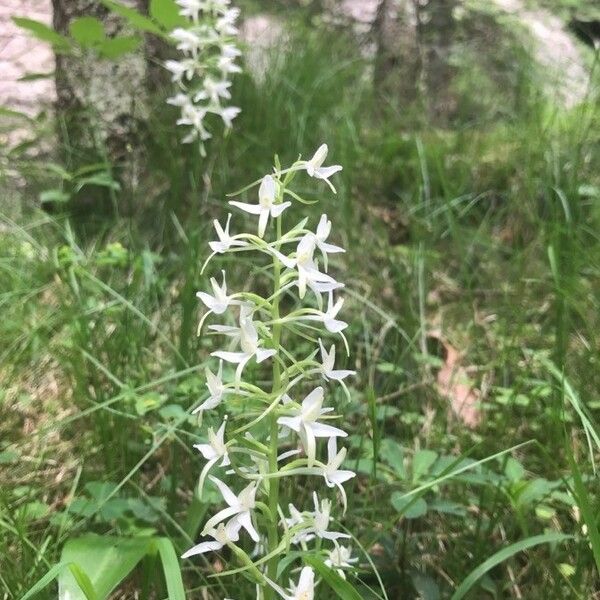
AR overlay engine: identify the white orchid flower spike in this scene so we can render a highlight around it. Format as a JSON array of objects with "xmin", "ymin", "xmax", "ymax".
[
  {"xmin": 203, "ymin": 476, "xmax": 260, "ymax": 542},
  {"xmin": 229, "ymin": 175, "xmax": 291, "ymax": 238},
  {"xmin": 266, "ymin": 566, "xmax": 316, "ymax": 600},
  {"xmin": 301, "ymin": 144, "xmax": 343, "ymax": 193},
  {"xmin": 277, "ymin": 387, "xmax": 346, "ymax": 466},
  {"xmin": 182, "ymin": 519, "xmax": 241, "ymax": 558}
]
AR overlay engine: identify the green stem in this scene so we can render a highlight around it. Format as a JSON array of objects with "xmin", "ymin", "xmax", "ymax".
[{"xmin": 265, "ymin": 212, "xmax": 283, "ymax": 598}]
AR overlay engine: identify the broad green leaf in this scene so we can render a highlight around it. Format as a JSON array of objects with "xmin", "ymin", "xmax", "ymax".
[
  {"xmin": 412, "ymin": 449, "xmax": 438, "ymax": 481},
  {"xmin": 391, "ymin": 492, "xmax": 428, "ymax": 519},
  {"xmin": 98, "ymin": 36, "xmax": 142, "ymax": 59},
  {"xmin": 150, "ymin": 0, "xmax": 186, "ymax": 30},
  {"xmin": 379, "ymin": 438, "xmax": 406, "ymax": 478},
  {"xmin": 450, "ymin": 533, "xmax": 573, "ymax": 600},
  {"xmin": 304, "ymin": 556, "xmax": 362, "ymax": 600},
  {"xmin": 59, "ymin": 535, "xmax": 151, "ymax": 599},
  {"xmin": 69, "ymin": 17, "xmax": 105, "ymax": 47},
  {"xmin": 12, "ymin": 17, "xmax": 71, "ymax": 51},
  {"xmin": 67, "ymin": 564, "xmax": 97, "ymax": 600},
  {"xmin": 504, "ymin": 457, "xmax": 525, "ymax": 482},
  {"xmin": 154, "ymin": 538, "xmax": 186, "ymax": 600},
  {"xmin": 411, "ymin": 572, "xmax": 440, "ymax": 600},
  {"xmin": 100, "ymin": 0, "xmax": 164, "ymax": 35}
]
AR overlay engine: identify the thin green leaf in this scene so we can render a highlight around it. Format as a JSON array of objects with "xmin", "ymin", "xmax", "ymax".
[
  {"xmin": 20, "ymin": 563, "xmax": 70, "ymax": 600},
  {"xmin": 568, "ymin": 453, "xmax": 600, "ymax": 573},
  {"xmin": 304, "ymin": 556, "xmax": 362, "ymax": 600},
  {"xmin": 450, "ymin": 533, "xmax": 573, "ymax": 600},
  {"xmin": 100, "ymin": 0, "xmax": 164, "ymax": 35},
  {"xmin": 154, "ymin": 537, "xmax": 186, "ymax": 600},
  {"xmin": 12, "ymin": 17, "xmax": 71, "ymax": 50}
]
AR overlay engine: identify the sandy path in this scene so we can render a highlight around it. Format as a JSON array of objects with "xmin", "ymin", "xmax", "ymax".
[{"xmin": 0, "ymin": 0, "xmax": 55, "ymax": 116}]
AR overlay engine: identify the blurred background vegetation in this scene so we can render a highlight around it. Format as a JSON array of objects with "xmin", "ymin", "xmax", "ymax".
[{"xmin": 1, "ymin": 0, "xmax": 599, "ymax": 598}]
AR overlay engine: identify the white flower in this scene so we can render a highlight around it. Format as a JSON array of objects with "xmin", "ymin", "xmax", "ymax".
[
  {"xmin": 319, "ymin": 437, "xmax": 355, "ymax": 511},
  {"xmin": 196, "ymin": 270, "xmax": 233, "ymax": 314},
  {"xmin": 215, "ymin": 8, "xmax": 240, "ymax": 35},
  {"xmin": 193, "ymin": 360, "xmax": 226, "ymax": 413},
  {"xmin": 324, "ymin": 544, "xmax": 358, "ymax": 578},
  {"xmin": 194, "ymin": 418, "xmax": 230, "ymax": 494},
  {"xmin": 277, "ymin": 386, "xmax": 347, "ymax": 466},
  {"xmin": 322, "ymin": 292, "xmax": 348, "ymax": 333},
  {"xmin": 221, "ymin": 43, "xmax": 241, "ymax": 58},
  {"xmin": 311, "ymin": 493, "xmax": 350, "ymax": 541},
  {"xmin": 283, "ymin": 503, "xmax": 314, "ymax": 545},
  {"xmin": 177, "ymin": 103, "xmax": 211, "ymax": 141},
  {"xmin": 194, "ymin": 77, "xmax": 232, "ymax": 105},
  {"xmin": 313, "ymin": 214, "xmax": 344, "ymax": 270},
  {"xmin": 229, "ymin": 175, "xmax": 291, "ymax": 238},
  {"xmin": 164, "ymin": 59, "xmax": 196, "ymax": 82},
  {"xmin": 319, "ymin": 339, "xmax": 355, "ymax": 381},
  {"xmin": 266, "ymin": 566, "xmax": 315, "ymax": 600},
  {"xmin": 209, "ymin": 213, "xmax": 247, "ymax": 254},
  {"xmin": 211, "ymin": 308, "xmax": 275, "ymax": 381},
  {"xmin": 203, "ymin": 476, "xmax": 260, "ymax": 541},
  {"xmin": 217, "ymin": 105, "xmax": 241, "ymax": 128},
  {"xmin": 175, "ymin": 0, "xmax": 205, "ymax": 21},
  {"xmin": 275, "ymin": 234, "xmax": 342, "ymax": 299},
  {"xmin": 171, "ymin": 27, "xmax": 204, "ymax": 55},
  {"xmin": 301, "ymin": 144, "xmax": 343, "ymax": 193},
  {"xmin": 218, "ymin": 54, "xmax": 242, "ymax": 75},
  {"xmin": 182, "ymin": 519, "xmax": 241, "ymax": 558},
  {"xmin": 166, "ymin": 92, "xmax": 191, "ymax": 107}
]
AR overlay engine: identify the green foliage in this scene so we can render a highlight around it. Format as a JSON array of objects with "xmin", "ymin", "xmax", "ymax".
[
  {"xmin": 1, "ymin": 9, "xmax": 600, "ymax": 600},
  {"xmin": 150, "ymin": 0, "xmax": 187, "ymax": 30},
  {"xmin": 19, "ymin": 536, "xmax": 185, "ymax": 600},
  {"xmin": 12, "ymin": 17, "xmax": 71, "ymax": 51}
]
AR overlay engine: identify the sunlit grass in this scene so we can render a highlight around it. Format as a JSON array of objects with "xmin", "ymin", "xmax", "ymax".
[{"xmin": 1, "ymin": 17, "xmax": 599, "ymax": 599}]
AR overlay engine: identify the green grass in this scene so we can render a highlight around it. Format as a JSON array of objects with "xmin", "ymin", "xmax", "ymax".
[{"xmin": 1, "ymin": 15, "xmax": 600, "ymax": 600}]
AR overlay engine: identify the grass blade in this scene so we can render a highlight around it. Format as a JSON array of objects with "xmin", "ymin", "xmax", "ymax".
[
  {"xmin": 450, "ymin": 533, "xmax": 573, "ymax": 600},
  {"xmin": 20, "ymin": 563, "xmax": 70, "ymax": 600},
  {"xmin": 154, "ymin": 538, "xmax": 186, "ymax": 600}
]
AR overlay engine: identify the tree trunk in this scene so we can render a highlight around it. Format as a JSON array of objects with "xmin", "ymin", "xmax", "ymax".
[
  {"xmin": 373, "ymin": 0, "xmax": 421, "ymax": 103},
  {"xmin": 419, "ymin": 0, "xmax": 458, "ymax": 124},
  {"xmin": 51, "ymin": 0, "xmax": 152, "ymax": 170},
  {"xmin": 373, "ymin": 0, "xmax": 459, "ymax": 124}
]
